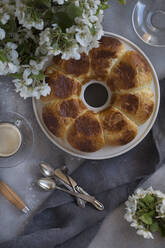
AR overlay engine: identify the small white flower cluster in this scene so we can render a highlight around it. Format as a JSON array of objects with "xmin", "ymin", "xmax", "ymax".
[
  {"xmin": 0, "ymin": 42, "xmax": 19, "ymax": 75},
  {"xmin": 0, "ymin": 1, "xmax": 11, "ymax": 40},
  {"xmin": 13, "ymin": 57, "xmax": 50, "ymax": 99},
  {"xmin": 0, "ymin": 0, "xmax": 107, "ymax": 99},
  {"xmin": 156, "ymin": 199, "xmax": 165, "ymax": 218},
  {"xmin": 65, "ymin": 0, "xmax": 104, "ymax": 59},
  {"xmin": 15, "ymin": 0, "xmax": 44, "ymax": 30},
  {"xmin": 14, "ymin": 78, "xmax": 51, "ymax": 99},
  {"xmin": 124, "ymin": 187, "xmax": 165, "ymax": 239},
  {"xmin": 39, "ymin": 0, "xmax": 104, "ymax": 60}
]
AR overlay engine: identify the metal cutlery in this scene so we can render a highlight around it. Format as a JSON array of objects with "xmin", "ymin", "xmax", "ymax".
[
  {"xmin": 54, "ymin": 168, "xmax": 104, "ymax": 211},
  {"xmin": 39, "ymin": 162, "xmax": 104, "ymax": 211},
  {"xmin": 39, "ymin": 162, "xmax": 85, "ymax": 208},
  {"xmin": 38, "ymin": 177, "xmax": 102, "ymax": 207}
]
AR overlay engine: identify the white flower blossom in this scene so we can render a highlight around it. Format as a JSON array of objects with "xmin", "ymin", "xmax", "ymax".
[
  {"xmin": 53, "ymin": 0, "xmax": 68, "ymax": 4},
  {"xmin": 0, "ymin": 61, "xmax": 19, "ymax": 75},
  {"xmin": 156, "ymin": 199, "xmax": 165, "ymax": 218},
  {"xmin": 0, "ymin": 60, "xmax": 7, "ymax": 75},
  {"xmin": 136, "ymin": 229, "xmax": 154, "ymax": 239},
  {"xmin": 124, "ymin": 212, "xmax": 133, "ymax": 222},
  {"xmin": 5, "ymin": 42, "xmax": 19, "ymax": 66},
  {"xmin": 15, "ymin": 0, "xmax": 44, "ymax": 30},
  {"xmin": 39, "ymin": 28, "xmax": 51, "ymax": 47},
  {"xmin": 22, "ymin": 69, "xmax": 33, "ymax": 85},
  {"xmin": 8, "ymin": 62, "xmax": 19, "ymax": 74},
  {"xmin": 14, "ymin": 77, "xmax": 51, "ymax": 99},
  {"xmin": 155, "ymin": 190, "xmax": 165, "ymax": 199},
  {"xmin": 0, "ymin": 28, "xmax": 5, "ymax": 40},
  {"xmin": 0, "ymin": 42, "xmax": 19, "ymax": 75},
  {"xmin": 6, "ymin": 42, "xmax": 17, "ymax": 50},
  {"xmin": 29, "ymin": 60, "xmax": 43, "ymax": 75},
  {"xmin": 75, "ymin": 26, "xmax": 93, "ymax": 47},
  {"xmin": 0, "ymin": 13, "xmax": 10, "ymax": 24},
  {"xmin": 125, "ymin": 196, "xmax": 137, "ymax": 214},
  {"xmin": 61, "ymin": 44, "xmax": 80, "ymax": 60}
]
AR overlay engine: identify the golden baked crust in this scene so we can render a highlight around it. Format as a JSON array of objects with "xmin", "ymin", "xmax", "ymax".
[
  {"xmin": 46, "ymin": 53, "xmax": 92, "ymax": 84},
  {"xmin": 99, "ymin": 106, "xmax": 138, "ymax": 145},
  {"xmin": 62, "ymin": 53, "xmax": 89, "ymax": 75},
  {"xmin": 43, "ymin": 98, "xmax": 86, "ymax": 138},
  {"xmin": 41, "ymin": 70, "xmax": 81, "ymax": 104},
  {"xmin": 89, "ymin": 36, "xmax": 125, "ymax": 81},
  {"xmin": 41, "ymin": 36, "xmax": 154, "ymax": 152},
  {"xmin": 67, "ymin": 111, "xmax": 105, "ymax": 152},
  {"xmin": 112, "ymin": 89, "xmax": 154, "ymax": 125},
  {"xmin": 107, "ymin": 50, "xmax": 152, "ymax": 92}
]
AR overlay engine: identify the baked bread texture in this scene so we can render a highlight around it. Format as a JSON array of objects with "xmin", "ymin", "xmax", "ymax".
[{"xmin": 41, "ymin": 36, "xmax": 154, "ymax": 153}]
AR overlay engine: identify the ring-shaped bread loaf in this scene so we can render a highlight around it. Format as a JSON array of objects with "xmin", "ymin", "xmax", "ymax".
[{"xmin": 41, "ymin": 36, "xmax": 154, "ymax": 152}]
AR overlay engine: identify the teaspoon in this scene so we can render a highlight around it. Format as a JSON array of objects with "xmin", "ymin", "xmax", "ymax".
[
  {"xmin": 37, "ymin": 177, "xmax": 103, "ymax": 210},
  {"xmin": 39, "ymin": 162, "xmax": 55, "ymax": 177},
  {"xmin": 39, "ymin": 162, "xmax": 104, "ymax": 211}
]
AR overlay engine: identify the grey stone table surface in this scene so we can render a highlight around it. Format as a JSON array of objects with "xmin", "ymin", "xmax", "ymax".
[{"xmin": 0, "ymin": 0, "xmax": 165, "ymax": 244}]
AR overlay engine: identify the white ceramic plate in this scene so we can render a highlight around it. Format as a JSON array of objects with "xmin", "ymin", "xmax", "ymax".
[{"xmin": 33, "ymin": 32, "xmax": 160, "ymax": 160}]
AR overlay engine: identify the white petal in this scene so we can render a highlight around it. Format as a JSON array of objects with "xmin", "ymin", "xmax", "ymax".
[
  {"xmin": 25, "ymin": 78, "xmax": 33, "ymax": 86},
  {"xmin": 23, "ymin": 68, "xmax": 31, "ymax": 79},
  {"xmin": 0, "ymin": 28, "xmax": 5, "ymax": 40}
]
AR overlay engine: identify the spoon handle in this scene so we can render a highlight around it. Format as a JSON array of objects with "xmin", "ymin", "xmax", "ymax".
[
  {"xmin": 66, "ymin": 174, "xmax": 86, "ymax": 208},
  {"xmin": 61, "ymin": 167, "xmax": 86, "ymax": 209},
  {"xmin": 56, "ymin": 186, "xmax": 101, "ymax": 208},
  {"xmin": 76, "ymin": 186, "xmax": 104, "ymax": 211}
]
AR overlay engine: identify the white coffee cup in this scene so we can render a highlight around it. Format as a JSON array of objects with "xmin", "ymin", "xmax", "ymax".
[{"xmin": 0, "ymin": 123, "xmax": 22, "ymax": 157}]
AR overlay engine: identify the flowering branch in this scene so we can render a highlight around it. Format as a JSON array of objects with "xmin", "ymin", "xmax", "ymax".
[{"xmin": 0, "ymin": 0, "xmax": 125, "ymax": 99}]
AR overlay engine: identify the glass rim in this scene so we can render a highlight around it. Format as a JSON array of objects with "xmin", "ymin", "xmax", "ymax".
[{"xmin": 132, "ymin": 3, "xmax": 165, "ymax": 48}]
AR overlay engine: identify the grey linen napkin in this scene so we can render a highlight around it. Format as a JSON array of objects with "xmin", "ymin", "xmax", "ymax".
[{"xmin": 0, "ymin": 79, "xmax": 164, "ymax": 248}]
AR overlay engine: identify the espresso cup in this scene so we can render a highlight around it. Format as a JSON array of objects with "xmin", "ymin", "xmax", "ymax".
[{"xmin": 0, "ymin": 123, "xmax": 22, "ymax": 157}]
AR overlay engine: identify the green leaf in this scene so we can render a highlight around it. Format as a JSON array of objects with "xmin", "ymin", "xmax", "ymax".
[
  {"xmin": 27, "ymin": 0, "xmax": 51, "ymax": 9},
  {"xmin": 139, "ymin": 213, "xmax": 153, "ymax": 225},
  {"xmin": 37, "ymin": 0, "xmax": 51, "ymax": 8},
  {"xmin": 118, "ymin": 0, "xmax": 126, "ymax": 5},
  {"xmin": 52, "ymin": 3, "xmax": 83, "ymax": 31},
  {"xmin": 148, "ymin": 210, "xmax": 156, "ymax": 217},
  {"xmin": 142, "ymin": 194, "xmax": 155, "ymax": 206},
  {"xmin": 90, "ymin": 25, "xmax": 96, "ymax": 36},
  {"xmin": 31, "ymin": 72, "xmax": 45, "ymax": 82},
  {"xmin": 0, "ymin": 50, "xmax": 8, "ymax": 63},
  {"xmin": 11, "ymin": 73, "xmax": 23, "ymax": 79},
  {"xmin": 44, "ymin": 9, "xmax": 54, "ymax": 26},
  {"xmin": 53, "ymin": 12, "xmax": 74, "ymax": 31},
  {"xmin": 101, "ymin": 3, "xmax": 109, "ymax": 10},
  {"xmin": 150, "ymin": 222, "xmax": 160, "ymax": 232},
  {"xmin": 159, "ymin": 222, "xmax": 165, "ymax": 237},
  {"xmin": 137, "ymin": 200, "xmax": 147, "ymax": 209},
  {"xmin": 65, "ymin": 3, "xmax": 83, "ymax": 20}
]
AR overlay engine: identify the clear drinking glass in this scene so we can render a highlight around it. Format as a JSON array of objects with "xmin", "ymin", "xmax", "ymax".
[{"xmin": 132, "ymin": 0, "xmax": 165, "ymax": 47}]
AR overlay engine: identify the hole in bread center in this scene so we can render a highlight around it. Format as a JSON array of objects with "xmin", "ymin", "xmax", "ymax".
[{"xmin": 84, "ymin": 83, "xmax": 108, "ymax": 108}]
